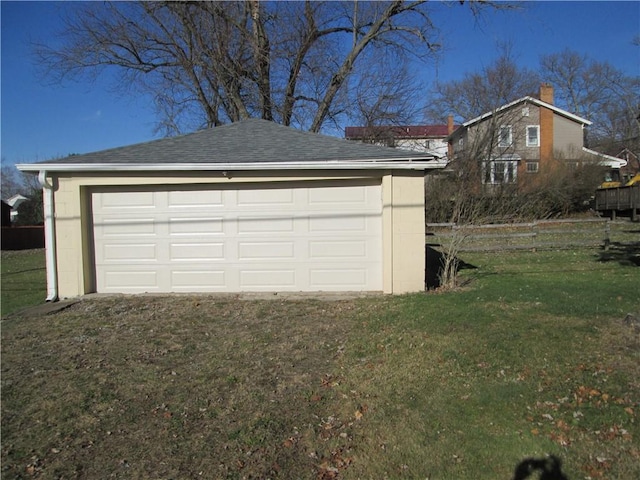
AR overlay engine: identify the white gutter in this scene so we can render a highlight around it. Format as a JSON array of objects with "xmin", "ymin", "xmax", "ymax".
[
  {"xmin": 38, "ymin": 171, "xmax": 58, "ymax": 302},
  {"xmin": 582, "ymin": 148, "xmax": 628, "ymax": 168},
  {"xmin": 16, "ymin": 159, "xmax": 445, "ymax": 173}
]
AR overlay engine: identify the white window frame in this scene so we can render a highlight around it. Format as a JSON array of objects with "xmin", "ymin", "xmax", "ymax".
[
  {"xmin": 498, "ymin": 125, "xmax": 513, "ymax": 147},
  {"xmin": 526, "ymin": 125, "xmax": 540, "ymax": 147},
  {"xmin": 526, "ymin": 161, "xmax": 539, "ymax": 173},
  {"xmin": 483, "ymin": 156, "xmax": 519, "ymax": 185}
]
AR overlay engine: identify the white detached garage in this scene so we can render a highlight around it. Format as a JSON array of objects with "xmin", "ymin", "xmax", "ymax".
[{"xmin": 18, "ymin": 119, "xmax": 443, "ymax": 299}]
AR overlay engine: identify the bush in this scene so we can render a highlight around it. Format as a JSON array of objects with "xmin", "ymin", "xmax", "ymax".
[
  {"xmin": 425, "ymin": 162, "xmax": 607, "ymax": 223},
  {"xmin": 14, "ymin": 190, "xmax": 44, "ymax": 226}
]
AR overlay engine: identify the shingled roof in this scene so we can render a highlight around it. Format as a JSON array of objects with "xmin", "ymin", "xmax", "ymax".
[{"xmin": 19, "ymin": 119, "xmax": 442, "ymax": 172}]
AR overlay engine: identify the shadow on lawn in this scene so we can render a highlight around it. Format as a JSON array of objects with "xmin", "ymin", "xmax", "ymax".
[
  {"xmin": 597, "ymin": 241, "xmax": 640, "ymax": 267},
  {"xmin": 512, "ymin": 455, "xmax": 569, "ymax": 480},
  {"xmin": 1, "ymin": 267, "xmax": 46, "ymax": 276},
  {"xmin": 425, "ymin": 245, "xmax": 477, "ymax": 290}
]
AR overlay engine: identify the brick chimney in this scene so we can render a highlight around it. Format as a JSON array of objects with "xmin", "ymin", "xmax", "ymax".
[
  {"xmin": 539, "ymin": 83, "xmax": 554, "ymax": 105},
  {"xmin": 539, "ymin": 83, "xmax": 554, "ymax": 167},
  {"xmin": 447, "ymin": 115, "xmax": 454, "ymax": 158}
]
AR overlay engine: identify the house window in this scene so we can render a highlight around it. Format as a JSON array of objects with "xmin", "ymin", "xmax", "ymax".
[
  {"xmin": 498, "ymin": 126, "xmax": 512, "ymax": 147},
  {"xmin": 526, "ymin": 161, "xmax": 539, "ymax": 173},
  {"xmin": 522, "ymin": 107, "xmax": 530, "ymax": 117},
  {"xmin": 526, "ymin": 126, "xmax": 539, "ymax": 147},
  {"xmin": 483, "ymin": 157, "xmax": 519, "ymax": 184}
]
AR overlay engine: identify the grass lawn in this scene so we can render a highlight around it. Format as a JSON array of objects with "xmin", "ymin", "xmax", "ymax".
[
  {"xmin": 1, "ymin": 249, "xmax": 46, "ymax": 316},
  {"xmin": 1, "ymin": 248, "xmax": 639, "ymax": 479}
]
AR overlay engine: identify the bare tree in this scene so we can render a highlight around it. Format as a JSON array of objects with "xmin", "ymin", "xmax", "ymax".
[
  {"xmin": 540, "ymin": 49, "xmax": 640, "ymax": 151},
  {"xmin": 1, "ymin": 161, "xmax": 45, "ymax": 225},
  {"xmin": 425, "ymin": 43, "xmax": 541, "ymax": 123},
  {"xmin": 36, "ymin": 1, "xmax": 504, "ymax": 135},
  {"xmin": 1, "ymin": 162, "xmax": 24, "ymax": 199}
]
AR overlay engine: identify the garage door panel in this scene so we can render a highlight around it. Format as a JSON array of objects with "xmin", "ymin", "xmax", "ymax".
[
  {"xmin": 103, "ymin": 243, "xmax": 157, "ymax": 262},
  {"xmin": 240, "ymin": 269, "xmax": 296, "ymax": 289},
  {"xmin": 238, "ymin": 241, "xmax": 295, "ymax": 260},
  {"xmin": 237, "ymin": 216, "xmax": 295, "ymax": 234},
  {"xmin": 92, "ymin": 181, "xmax": 382, "ymax": 293},
  {"xmin": 308, "ymin": 214, "xmax": 368, "ymax": 232},
  {"xmin": 308, "ymin": 185, "xmax": 367, "ymax": 204},
  {"xmin": 309, "ymin": 240, "xmax": 369, "ymax": 258},
  {"xmin": 99, "ymin": 191, "xmax": 156, "ymax": 209},
  {"xmin": 309, "ymin": 268, "xmax": 369, "ymax": 288},
  {"xmin": 103, "ymin": 270, "xmax": 160, "ymax": 291},
  {"xmin": 237, "ymin": 188, "xmax": 294, "ymax": 206},
  {"xmin": 168, "ymin": 189, "xmax": 223, "ymax": 207},
  {"xmin": 171, "ymin": 270, "xmax": 226, "ymax": 290},
  {"xmin": 168, "ymin": 217, "xmax": 224, "ymax": 235},
  {"xmin": 100, "ymin": 218, "xmax": 156, "ymax": 236},
  {"xmin": 170, "ymin": 243, "xmax": 225, "ymax": 261}
]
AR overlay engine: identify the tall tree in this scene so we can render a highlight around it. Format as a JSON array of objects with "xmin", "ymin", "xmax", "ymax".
[
  {"xmin": 425, "ymin": 44, "xmax": 541, "ymax": 123},
  {"xmin": 540, "ymin": 49, "xmax": 640, "ymax": 151},
  {"xmin": 36, "ymin": 1, "xmax": 495, "ymax": 135},
  {"xmin": 1, "ymin": 162, "xmax": 24, "ymax": 199}
]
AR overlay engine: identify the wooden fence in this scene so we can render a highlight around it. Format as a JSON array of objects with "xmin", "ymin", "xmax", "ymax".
[
  {"xmin": 426, "ymin": 218, "xmax": 616, "ymax": 252},
  {"xmin": 1, "ymin": 226, "xmax": 45, "ymax": 250},
  {"xmin": 595, "ymin": 184, "xmax": 639, "ymax": 221}
]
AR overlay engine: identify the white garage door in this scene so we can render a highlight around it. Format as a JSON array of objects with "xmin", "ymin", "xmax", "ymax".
[{"xmin": 91, "ymin": 180, "xmax": 382, "ymax": 293}]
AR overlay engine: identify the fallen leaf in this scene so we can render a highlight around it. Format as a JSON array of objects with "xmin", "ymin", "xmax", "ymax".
[
  {"xmin": 354, "ymin": 410, "xmax": 363, "ymax": 420},
  {"xmin": 283, "ymin": 438, "xmax": 294, "ymax": 448}
]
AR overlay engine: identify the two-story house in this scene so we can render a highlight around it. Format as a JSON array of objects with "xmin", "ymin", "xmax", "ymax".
[{"xmin": 447, "ymin": 84, "xmax": 626, "ymax": 188}]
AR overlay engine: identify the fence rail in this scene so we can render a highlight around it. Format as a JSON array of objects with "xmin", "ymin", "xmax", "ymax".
[{"xmin": 426, "ymin": 218, "xmax": 616, "ymax": 252}]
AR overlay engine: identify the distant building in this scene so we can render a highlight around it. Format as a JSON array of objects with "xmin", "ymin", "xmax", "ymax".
[
  {"xmin": 6, "ymin": 194, "xmax": 28, "ymax": 223},
  {"xmin": 345, "ymin": 117, "xmax": 457, "ymax": 159}
]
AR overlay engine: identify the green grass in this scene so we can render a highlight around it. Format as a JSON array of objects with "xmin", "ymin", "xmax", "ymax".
[
  {"xmin": 339, "ymin": 250, "xmax": 639, "ymax": 478},
  {"xmin": 1, "ymin": 249, "xmax": 46, "ymax": 316},
  {"xmin": 1, "ymin": 248, "xmax": 639, "ymax": 479}
]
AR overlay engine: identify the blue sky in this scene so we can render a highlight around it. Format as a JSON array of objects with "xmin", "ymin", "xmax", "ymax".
[{"xmin": 1, "ymin": 1, "xmax": 639, "ymax": 167}]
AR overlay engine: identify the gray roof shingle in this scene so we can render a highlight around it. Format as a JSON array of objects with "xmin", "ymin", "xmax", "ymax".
[{"xmin": 31, "ymin": 119, "xmax": 437, "ymax": 166}]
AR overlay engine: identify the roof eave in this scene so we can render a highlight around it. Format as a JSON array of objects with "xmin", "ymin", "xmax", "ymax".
[
  {"xmin": 16, "ymin": 158, "xmax": 446, "ymax": 173},
  {"xmin": 461, "ymin": 97, "xmax": 593, "ymax": 128},
  {"xmin": 582, "ymin": 148, "xmax": 627, "ymax": 168}
]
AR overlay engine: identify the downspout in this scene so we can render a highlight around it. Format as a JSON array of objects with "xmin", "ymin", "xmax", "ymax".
[{"xmin": 38, "ymin": 171, "xmax": 58, "ymax": 302}]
